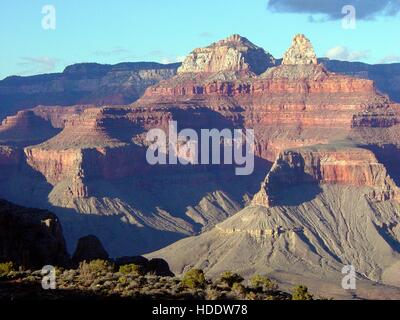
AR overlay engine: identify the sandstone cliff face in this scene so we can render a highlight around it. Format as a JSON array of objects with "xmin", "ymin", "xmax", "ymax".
[
  {"xmin": 320, "ymin": 59, "xmax": 400, "ymax": 103},
  {"xmin": 178, "ymin": 34, "xmax": 275, "ymax": 75},
  {"xmin": 145, "ymin": 68, "xmax": 375, "ymax": 98},
  {"xmin": 24, "ymin": 144, "xmax": 149, "ymax": 199},
  {"xmin": 32, "ymin": 105, "xmax": 95, "ymax": 128},
  {"xmin": 24, "ymin": 148, "xmax": 83, "ymax": 185},
  {"xmin": 0, "ymin": 199, "xmax": 70, "ymax": 268},
  {"xmin": 252, "ymin": 145, "xmax": 400, "ymax": 207},
  {"xmin": 0, "ymin": 110, "xmax": 59, "ymax": 146}
]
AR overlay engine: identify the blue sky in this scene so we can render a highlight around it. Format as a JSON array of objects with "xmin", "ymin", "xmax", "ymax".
[{"xmin": 0, "ymin": 0, "xmax": 399, "ymax": 79}]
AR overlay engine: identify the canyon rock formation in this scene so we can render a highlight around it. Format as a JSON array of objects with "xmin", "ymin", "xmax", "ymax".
[
  {"xmin": 282, "ymin": 34, "xmax": 318, "ymax": 65},
  {"xmin": 0, "ymin": 34, "xmax": 400, "ymax": 298},
  {"xmin": 178, "ymin": 34, "xmax": 275, "ymax": 75}
]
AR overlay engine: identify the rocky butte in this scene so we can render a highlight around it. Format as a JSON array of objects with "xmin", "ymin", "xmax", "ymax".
[{"xmin": 0, "ymin": 34, "xmax": 400, "ymax": 299}]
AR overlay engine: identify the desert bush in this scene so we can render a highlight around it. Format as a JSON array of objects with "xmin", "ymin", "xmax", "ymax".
[
  {"xmin": 219, "ymin": 271, "xmax": 244, "ymax": 288},
  {"xmin": 0, "ymin": 262, "xmax": 14, "ymax": 276},
  {"xmin": 245, "ymin": 291, "xmax": 258, "ymax": 300},
  {"xmin": 78, "ymin": 259, "xmax": 114, "ymax": 281},
  {"xmin": 205, "ymin": 288, "xmax": 221, "ymax": 300},
  {"xmin": 232, "ymin": 282, "xmax": 246, "ymax": 296},
  {"xmin": 181, "ymin": 268, "xmax": 206, "ymax": 289},
  {"xmin": 250, "ymin": 275, "xmax": 278, "ymax": 292},
  {"xmin": 118, "ymin": 276, "xmax": 128, "ymax": 284},
  {"xmin": 119, "ymin": 263, "xmax": 143, "ymax": 276},
  {"xmin": 292, "ymin": 285, "xmax": 313, "ymax": 300}
]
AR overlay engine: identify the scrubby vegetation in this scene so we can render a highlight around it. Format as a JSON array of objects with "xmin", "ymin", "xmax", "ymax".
[
  {"xmin": 292, "ymin": 285, "xmax": 314, "ymax": 300},
  {"xmin": 118, "ymin": 263, "xmax": 144, "ymax": 276},
  {"xmin": 0, "ymin": 261, "xmax": 317, "ymax": 300},
  {"xmin": 181, "ymin": 268, "xmax": 206, "ymax": 289},
  {"xmin": 250, "ymin": 274, "xmax": 279, "ymax": 292},
  {"xmin": 218, "ymin": 271, "xmax": 244, "ymax": 288},
  {"xmin": 0, "ymin": 262, "xmax": 14, "ymax": 277}
]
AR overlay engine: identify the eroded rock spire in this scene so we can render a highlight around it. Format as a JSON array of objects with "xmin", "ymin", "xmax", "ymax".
[{"xmin": 282, "ymin": 34, "xmax": 318, "ymax": 65}]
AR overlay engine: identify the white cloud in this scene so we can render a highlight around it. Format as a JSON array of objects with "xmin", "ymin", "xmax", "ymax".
[
  {"xmin": 160, "ymin": 56, "xmax": 185, "ymax": 64},
  {"xmin": 325, "ymin": 46, "xmax": 369, "ymax": 61}
]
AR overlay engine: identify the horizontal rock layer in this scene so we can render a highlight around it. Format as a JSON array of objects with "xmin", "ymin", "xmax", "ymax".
[{"xmin": 252, "ymin": 145, "xmax": 400, "ymax": 207}]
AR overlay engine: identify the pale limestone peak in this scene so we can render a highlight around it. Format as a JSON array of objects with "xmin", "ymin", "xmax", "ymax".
[
  {"xmin": 282, "ymin": 34, "xmax": 318, "ymax": 65},
  {"xmin": 178, "ymin": 34, "xmax": 275, "ymax": 75}
]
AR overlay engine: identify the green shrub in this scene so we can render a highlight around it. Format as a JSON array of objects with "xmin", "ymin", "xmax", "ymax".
[
  {"xmin": 119, "ymin": 264, "xmax": 144, "ymax": 276},
  {"xmin": 219, "ymin": 271, "xmax": 244, "ymax": 288},
  {"xmin": 181, "ymin": 268, "xmax": 206, "ymax": 289},
  {"xmin": 232, "ymin": 282, "xmax": 246, "ymax": 296},
  {"xmin": 245, "ymin": 291, "xmax": 258, "ymax": 300},
  {"xmin": 250, "ymin": 275, "xmax": 278, "ymax": 292},
  {"xmin": 0, "ymin": 262, "xmax": 14, "ymax": 276},
  {"xmin": 292, "ymin": 285, "xmax": 314, "ymax": 300},
  {"xmin": 79, "ymin": 259, "xmax": 114, "ymax": 280},
  {"xmin": 118, "ymin": 276, "xmax": 128, "ymax": 284}
]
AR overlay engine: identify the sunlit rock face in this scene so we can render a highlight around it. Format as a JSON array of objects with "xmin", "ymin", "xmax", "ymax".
[
  {"xmin": 178, "ymin": 34, "xmax": 276, "ymax": 75},
  {"xmin": 282, "ymin": 34, "xmax": 318, "ymax": 65}
]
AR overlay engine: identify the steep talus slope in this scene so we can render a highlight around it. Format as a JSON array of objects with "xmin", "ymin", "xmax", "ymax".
[{"xmin": 146, "ymin": 183, "xmax": 400, "ymax": 299}]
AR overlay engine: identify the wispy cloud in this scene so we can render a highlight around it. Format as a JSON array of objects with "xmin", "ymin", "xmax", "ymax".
[
  {"xmin": 379, "ymin": 55, "xmax": 400, "ymax": 64},
  {"xmin": 267, "ymin": 0, "xmax": 400, "ymax": 21},
  {"xmin": 325, "ymin": 46, "xmax": 369, "ymax": 61},
  {"xmin": 160, "ymin": 56, "xmax": 185, "ymax": 64},
  {"xmin": 17, "ymin": 56, "xmax": 60, "ymax": 75},
  {"xmin": 147, "ymin": 50, "xmax": 185, "ymax": 64},
  {"xmin": 92, "ymin": 46, "xmax": 131, "ymax": 57},
  {"xmin": 90, "ymin": 47, "xmax": 184, "ymax": 64},
  {"xmin": 198, "ymin": 32, "xmax": 213, "ymax": 38}
]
